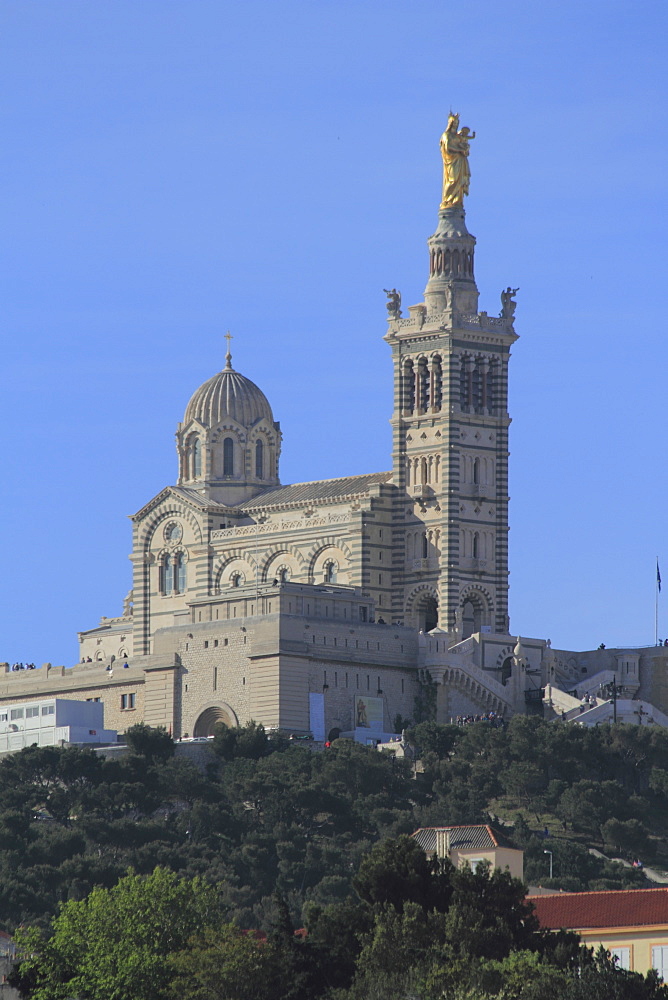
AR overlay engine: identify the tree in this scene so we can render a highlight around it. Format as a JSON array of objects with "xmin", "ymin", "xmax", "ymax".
[
  {"xmin": 407, "ymin": 721, "xmax": 460, "ymax": 758},
  {"xmin": 166, "ymin": 925, "xmax": 277, "ymax": 1000},
  {"xmin": 212, "ymin": 720, "xmax": 269, "ymax": 761},
  {"xmin": 601, "ymin": 817, "xmax": 652, "ymax": 858},
  {"xmin": 443, "ymin": 861, "xmax": 540, "ymax": 961},
  {"xmin": 353, "ymin": 835, "xmax": 452, "ymax": 913},
  {"xmin": 13, "ymin": 867, "xmax": 221, "ymax": 1000},
  {"xmin": 124, "ymin": 723, "xmax": 175, "ymax": 764}
]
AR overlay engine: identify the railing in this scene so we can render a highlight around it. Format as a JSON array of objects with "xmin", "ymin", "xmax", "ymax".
[{"xmin": 211, "ymin": 511, "xmax": 350, "ymax": 541}]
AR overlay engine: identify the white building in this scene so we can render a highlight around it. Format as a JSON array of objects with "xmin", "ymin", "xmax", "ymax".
[{"xmin": 0, "ymin": 698, "xmax": 116, "ymax": 754}]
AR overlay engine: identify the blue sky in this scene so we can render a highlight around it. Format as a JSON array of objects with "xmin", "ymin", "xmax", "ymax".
[{"xmin": 2, "ymin": 0, "xmax": 667, "ymax": 665}]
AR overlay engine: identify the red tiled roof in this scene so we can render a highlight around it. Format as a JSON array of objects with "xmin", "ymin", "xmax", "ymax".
[{"xmin": 529, "ymin": 888, "xmax": 668, "ymax": 930}]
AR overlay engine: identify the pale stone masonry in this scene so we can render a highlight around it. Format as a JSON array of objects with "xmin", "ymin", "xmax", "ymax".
[{"xmin": 3, "ymin": 142, "xmax": 665, "ymax": 740}]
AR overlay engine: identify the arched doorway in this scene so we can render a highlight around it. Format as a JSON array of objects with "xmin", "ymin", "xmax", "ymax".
[
  {"xmin": 461, "ymin": 594, "xmax": 489, "ymax": 639},
  {"xmin": 500, "ymin": 656, "xmax": 513, "ymax": 685},
  {"xmin": 417, "ymin": 595, "xmax": 438, "ymax": 632},
  {"xmin": 193, "ymin": 705, "xmax": 236, "ymax": 737}
]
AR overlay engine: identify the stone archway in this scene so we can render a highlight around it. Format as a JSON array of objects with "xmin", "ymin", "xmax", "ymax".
[
  {"xmin": 417, "ymin": 594, "xmax": 439, "ymax": 632},
  {"xmin": 193, "ymin": 705, "xmax": 236, "ymax": 737}
]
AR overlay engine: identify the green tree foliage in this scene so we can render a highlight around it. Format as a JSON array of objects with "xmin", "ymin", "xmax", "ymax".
[
  {"xmin": 124, "ymin": 724, "xmax": 175, "ymax": 764},
  {"xmin": 12, "ymin": 846, "xmax": 668, "ymax": 1000},
  {"xmin": 212, "ymin": 720, "xmax": 270, "ymax": 760},
  {"xmin": 353, "ymin": 835, "xmax": 452, "ymax": 912},
  {"xmin": 166, "ymin": 925, "xmax": 279, "ymax": 1000},
  {"xmin": 13, "ymin": 868, "xmax": 221, "ymax": 1000},
  {"xmin": 1, "ymin": 718, "xmax": 668, "ymax": 937}
]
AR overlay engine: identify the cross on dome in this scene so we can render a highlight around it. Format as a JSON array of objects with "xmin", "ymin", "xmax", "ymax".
[{"xmin": 224, "ymin": 330, "xmax": 233, "ymax": 370}]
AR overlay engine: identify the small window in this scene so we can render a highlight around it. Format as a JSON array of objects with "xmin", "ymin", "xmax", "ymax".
[
  {"xmin": 10, "ymin": 708, "xmax": 23, "ymax": 720},
  {"xmin": 611, "ymin": 948, "xmax": 631, "ymax": 971},
  {"xmin": 176, "ymin": 553, "xmax": 187, "ymax": 593},
  {"xmin": 41, "ymin": 705, "xmax": 55, "ymax": 716},
  {"xmin": 652, "ymin": 946, "xmax": 668, "ymax": 979},
  {"xmin": 192, "ymin": 438, "xmax": 202, "ymax": 477},
  {"xmin": 161, "ymin": 554, "xmax": 173, "ymax": 595},
  {"xmin": 204, "ymin": 641, "xmax": 209, "ymax": 649},
  {"xmin": 214, "ymin": 639, "xmax": 219, "ymax": 648},
  {"xmin": 121, "ymin": 693, "xmax": 136, "ymax": 711},
  {"xmin": 26, "ymin": 707, "xmax": 39, "ymax": 718},
  {"xmin": 255, "ymin": 439, "xmax": 264, "ymax": 479},
  {"xmin": 359, "ymin": 606, "xmax": 368, "ymax": 622},
  {"xmin": 224, "ymin": 638, "xmax": 228, "ymax": 647},
  {"xmin": 0, "ymin": 713, "xmax": 7, "ymax": 722},
  {"xmin": 223, "ymin": 437, "xmax": 234, "ymax": 476}
]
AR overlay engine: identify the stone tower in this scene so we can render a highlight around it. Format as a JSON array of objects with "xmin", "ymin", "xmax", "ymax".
[{"xmin": 385, "ymin": 136, "xmax": 518, "ymax": 639}]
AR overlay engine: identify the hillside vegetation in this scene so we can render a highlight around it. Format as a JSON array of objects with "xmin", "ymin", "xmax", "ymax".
[{"xmin": 0, "ymin": 716, "xmax": 665, "ymax": 932}]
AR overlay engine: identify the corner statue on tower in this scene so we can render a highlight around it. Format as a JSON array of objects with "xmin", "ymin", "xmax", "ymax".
[{"xmin": 440, "ymin": 113, "xmax": 475, "ymax": 209}]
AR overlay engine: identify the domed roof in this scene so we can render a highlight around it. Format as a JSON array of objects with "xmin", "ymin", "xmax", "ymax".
[{"xmin": 183, "ymin": 354, "xmax": 274, "ymax": 429}]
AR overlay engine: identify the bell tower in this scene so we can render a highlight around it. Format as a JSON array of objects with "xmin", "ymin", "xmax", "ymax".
[{"xmin": 385, "ymin": 117, "xmax": 518, "ymax": 639}]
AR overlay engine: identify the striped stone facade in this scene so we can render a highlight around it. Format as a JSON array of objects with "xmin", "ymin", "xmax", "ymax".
[{"xmin": 3, "ymin": 154, "xmax": 569, "ymax": 741}]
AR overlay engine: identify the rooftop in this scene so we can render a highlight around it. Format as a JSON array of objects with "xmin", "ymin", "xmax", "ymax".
[
  {"xmin": 239, "ymin": 471, "xmax": 393, "ymax": 510},
  {"xmin": 529, "ymin": 888, "xmax": 668, "ymax": 929},
  {"xmin": 412, "ymin": 824, "xmax": 517, "ymax": 854}
]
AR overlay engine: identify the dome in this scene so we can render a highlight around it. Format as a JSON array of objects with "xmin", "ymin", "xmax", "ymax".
[{"xmin": 183, "ymin": 359, "xmax": 274, "ymax": 429}]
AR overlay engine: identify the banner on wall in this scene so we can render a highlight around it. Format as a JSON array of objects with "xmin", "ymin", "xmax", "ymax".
[
  {"xmin": 309, "ymin": 693, "xmax": 325, "ymax": 742},
  {"xmin": 354, "ymin": 695, "xmax": 384, "ymax": 731}
]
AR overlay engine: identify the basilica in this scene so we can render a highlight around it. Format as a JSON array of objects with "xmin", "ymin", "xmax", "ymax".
[{"xmin": 2, "ymin": 121, "xmax": 668, "ymax": 742}]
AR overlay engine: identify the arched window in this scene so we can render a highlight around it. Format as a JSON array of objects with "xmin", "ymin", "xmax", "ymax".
[
  {"xmin": 417, "ymin": 358, "xmax": 429, "ymax": 412},
  {"xmin": 255, "ymin": 439, "xmax": 264, "ymax": 479},
  {"xmin": 324, "ymin": 562, "xmax": 337, "ymax": 584},
  {"xmin": 462, "ymin": 600, "xmax": 475, "ymax": 638},
  {"xmin": 161, "ymin": 555, "xmax": 173, "ymax": 595},
  {"xmin": 278, "ymin": 566, "xmax": 290, "ymax": 583},
  {"xmin": 192, "ymin": 438, "xmax": 202, "ymax": 477},
  {"xmin": 223, "ymin": 437, "xmax": 234, "ymax": 476},
  {"xmin": 402, "ymin": 360, "xmax": 415, "ymax": 415},
  {"xmin": 230, "ymin": 572, "xmax": 243, "ymax": 588},
  {"xmin": 422, "ymin": 534, "xmax": 428, "ymax": 559},
  {"xmin": 472, "ymin": 532, "xmax": 479, "ymax": 559},
  {"xmin": 431, "ymin": 356, "xmax": 443, "ymax": 411},
  {"xmin": 473, "ymin": 457, "xmax": 480, "ymax": 485},
  {"xmin": 176, "ymin": 553, "xmax": 186, "ymax": 593}
]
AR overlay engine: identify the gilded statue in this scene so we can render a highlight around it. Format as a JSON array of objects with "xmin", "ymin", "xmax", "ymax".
[{"xmin": 440, "ymin": 113, "xmax": 475, "ymax": 209}]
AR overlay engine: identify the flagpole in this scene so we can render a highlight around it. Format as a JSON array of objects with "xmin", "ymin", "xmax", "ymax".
[{"xmin": 656, "ymin": 557, "xmax": 661, "ymax": 647}]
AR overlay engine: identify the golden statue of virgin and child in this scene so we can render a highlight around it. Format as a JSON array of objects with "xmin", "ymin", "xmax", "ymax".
[{"xmin": 440, "ymin": 113, "xmax": 475, "ymax": 208}]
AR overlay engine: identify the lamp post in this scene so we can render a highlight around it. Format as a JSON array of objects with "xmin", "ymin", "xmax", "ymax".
[{"xmin": 543, "ymin": 849, "xmax": 553, "ymax": 880}]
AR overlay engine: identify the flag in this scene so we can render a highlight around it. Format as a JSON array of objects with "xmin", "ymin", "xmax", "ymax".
[{"xmin": 658, "ymin": 560, "xmax": 662, "ymax": 593}]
